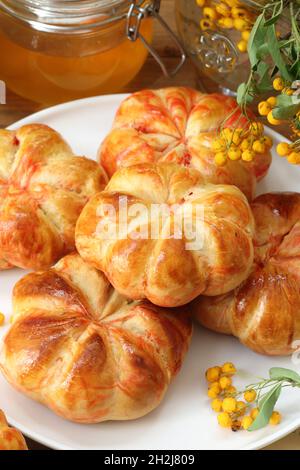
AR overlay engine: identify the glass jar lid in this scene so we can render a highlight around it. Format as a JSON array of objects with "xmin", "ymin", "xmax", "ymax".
[
  {"xmin": 0, "ymin": 0, "xmax": 136, "ymax": 32},
  {"xmin": 0, "ymin": 0, "xmax": 186, "ymax": 77}
]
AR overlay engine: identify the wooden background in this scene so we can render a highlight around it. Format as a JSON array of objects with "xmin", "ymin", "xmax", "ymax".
[{"xmin": 0, "ymin": 0, "xmax": 298, "ymax": 450}]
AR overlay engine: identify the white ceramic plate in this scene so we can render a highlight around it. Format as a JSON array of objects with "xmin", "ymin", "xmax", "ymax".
[{"xmin": 1, "ymin": 94, "xmax": 300, "ymax": 450}]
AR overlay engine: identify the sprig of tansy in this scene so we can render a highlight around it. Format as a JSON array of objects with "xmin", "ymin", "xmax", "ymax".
[{"xmin": 205, "ymin": 364, "xmax": 300, "ymax": 432}]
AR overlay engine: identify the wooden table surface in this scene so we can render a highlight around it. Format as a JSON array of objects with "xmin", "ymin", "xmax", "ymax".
[{"xmin": 0, "ymin": 0, "xmax": 298, "ymax": 450}]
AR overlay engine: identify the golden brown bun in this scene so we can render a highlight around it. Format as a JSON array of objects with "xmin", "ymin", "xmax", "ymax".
[
  {"xmin": 193, "ymin": 193, "xmax": 300, "ymax": 356},
  {"xmin": 76, "ymin": 162, "xmax": 254, "ymax": 307},
  {"xmin": 0, "ymin": 253, "xmax": 192, "ymax": 423},
  {"xmin": 99, "ymin": 88, "xmax": 271, "ymax": 200},
  {"xmin": 0, "ymin": 409, "xmax": 27, "ymax": 450},
  {"xmin": 0, "ymin": 124, "xmax": 107, "ymax": 270}
]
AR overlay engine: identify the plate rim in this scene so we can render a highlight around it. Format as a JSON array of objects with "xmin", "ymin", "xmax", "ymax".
[{"xmin": 3, "ymin": 93, "xmax": 299, "ymax": 451}]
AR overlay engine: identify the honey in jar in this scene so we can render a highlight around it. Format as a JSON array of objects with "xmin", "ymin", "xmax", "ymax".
[{"xmin": 0, "ymin": 0, "xmax": 153, "ymax": 105}]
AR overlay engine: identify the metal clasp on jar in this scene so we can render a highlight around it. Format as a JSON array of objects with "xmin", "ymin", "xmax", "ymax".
[{"xmin": 126, "ymin": 0, "xmax": 186, "ymax": 78}]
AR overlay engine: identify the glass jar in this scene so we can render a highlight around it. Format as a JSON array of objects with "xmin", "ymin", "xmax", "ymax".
[
  {"xmin": 0, "ymin": 0, "xmax": 155, "ymax": 105},
  {"xmin": 175, "ymin": 0, "xmax": 289, "ymax": 95}
]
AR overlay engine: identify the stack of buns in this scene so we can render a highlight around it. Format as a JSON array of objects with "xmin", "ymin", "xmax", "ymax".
[{"xmin": 0, "ymin": 87, "xmax": 297, "ymax": 427}]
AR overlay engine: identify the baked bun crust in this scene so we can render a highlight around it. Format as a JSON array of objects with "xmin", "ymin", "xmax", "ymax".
[
  {"xmin": 193, "ymin": 193, "xmax": 300, "ymax": 356},
  {"xmin": 0, "ymin": 124, "xmax": 107, "ymax": 270},
  {"xmin": 99, "ymin": 87, "xmax": 271, "ymax": 200},
  {"xmin": 76, "ymin": 162, "xmax": 254, "ymax": 307},
  {"xmin": 0, "ymin": 409, "xmax": 27, "ymax": 450},
  {"xmin": 0, "ymin": 253, "xmax": 192, "ymax": 423}
]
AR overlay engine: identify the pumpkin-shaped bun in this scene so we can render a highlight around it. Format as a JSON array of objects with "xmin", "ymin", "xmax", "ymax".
[
  {"xmin": 193, "ymin": 193, "xmax": 300, "ymax": 356},
  {"xmin": 0, "ymin": 124, "xmax": 107, "ymax": 270},
  {"xmin": 76, "ymin": 163, "xmax": 254, "ymax": 307},
  {"xmin": 0, "ymin": 253, "xmax": 192, "ymax": 423},
  {"xmin": 99, "ymin": 87, "xmax": 271, "ymax": 200}
]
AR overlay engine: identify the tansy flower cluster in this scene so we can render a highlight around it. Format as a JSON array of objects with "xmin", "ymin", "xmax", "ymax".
[
  {"xmin": 196, "ymin": 0, "xmax": 254, "ymax": 53},
  {"xmin": 205, "ymin": 363, "xmax": 282, "ymax": 431},
  {"xmin": 276, "ymin": 141, "xmax": 300, "ymax": 165},
  {"xmin": 258, "ymin": 77, "xmax": 295, "ymax": 126},
  {"xmin": 212, "ymin": 122, "xmax": 273, "ymax": 166},
  {"xmin": 258, "ymin": 76, "xmax": 300, "ymax": 165}
]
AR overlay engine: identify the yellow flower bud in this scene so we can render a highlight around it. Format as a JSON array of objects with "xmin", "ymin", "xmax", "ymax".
[
  {"xmin": 221, "ymin": 128, "xmax": 233, "ymax": 141},
  {"xmin": 250, "ymin": 408, "xmax": 260, "ymax": 420},
  {"xmin": 215, "ymin": 152, "xmax": 228, "ymax": 166},
  {"xmin": 252, "ymin": 140, "xmax": 266, "ymax": 154},
  {"xmin": 244, "ymin": 389, "xmax": 257, "ymax": 403},
  {"xmin": 242, "ymin": 30, "xmax": 251, "ymax": 41},
  {"xmin": 206, "ymin": 366, "xmax": 221, "ymax": 382},
  {"xmin": 234, "ymin": 18, "xmax": 248, "ymax": 31},
  {"xmin": 200, "ymin": 18, "xmax": 214, "ymax": 30},
  {"xmin": 267, "ymin": 96, "xmax": 277, "ymax": 107},
  {"xmin": 249, "ymin": 121, "xmax": 264, "ymax": 136},
  {"xmin": 231, "ymin": 129, "xmax": 243, "ymax": 145},
  {"xmin": 231, "ymin": 7, "xmax": 248, "ymax": 19},
  {"xmin": 241, "ymin": 138, "xmax": 251, "ymax": 151},
  {"xmin": 287, "ymin": 151, "xmax": 300, "ymax": 165},
  {"xmin": 263, "ymin": 135, "xmax": 273, "ymax": 148},
  {"xmin": 211, "ymin": 398, "xmax": 223, "ymax": 412},
  {"xmin": 267, "ymin": 110, "xmax": 282, "ymax": 126},
  {"xmin": 282, "ymin": 87, "xmax": 293, "ymax": 96},
  {"xmin": 219, "ymin": 376, "xmax": 232, "ymax": 390},
  {"xmin": 241, "ymin": 415, "xmax": 253, "ymax": 430},
  {"xmin": 273, "ymin": 77, "xmax": 284, "ymax": 91},
  {"xmin": 269, "ymin": 411, "xmax": 282, "ymax": 425},
  {"xmin": 221, "ymin": 362, "xmax": 236, "ymax": 375},
  {"xmin": 222, "ymin": 397, "xmax": 237, "ymax": 413},
  {"xmin": 208, "ymin": 385, "xmax": 221, "ymax": 399},
  {"xmin": 215, "ymin": 2, "xmax": 231, "ymax": 16},
  {"xmin": 236, "ymin": 401, "xmax": 247, "ymax": 416},
  {"xmin": 228, "ymin": 148, "xmax": 242, "ymax": 161},
  {"xmin": 212, "ymin": 137, "xmax": 226, "ymax": 152},
  {"xmin": 258, "ymin": 101, "xmax": 271, "ymax": 116},
  {"xmin": 203, "ymin": 6, "xmax": 218, "ymax": 21},
  {"xmin": 226, "ymin": 385, "xmax": 237, "ymax": 395},
  {"xmin": 276, "ymin": 142, "xmax": 291, "ymax": 157},
  {"xmin": 242, "ymin": 150, "xmax": 254, "ymax": 162},
  {"xmin": 0, "ymin": 313, "xmax": 5, "ymax": 326},
  {"xmin": 218, "ymin": 17, "xmax": 234, "ymax": 29},
  {"xmin": 237, "ymin": 40, "xmax": 248, "ymax": 53},
  {"xmin": 217, "ymin": 412, "xmax": 232, "ymax": 428}
]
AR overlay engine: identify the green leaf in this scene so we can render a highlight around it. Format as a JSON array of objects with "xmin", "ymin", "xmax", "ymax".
[
  {"xmin": 257, "ymin": 43, "xmax": 270, "ymax": 60},
  {"xmin": 255, "ymin": 62, "xmax": 272, "ymax": 93},
  {"xmin": 269, "ymin": 367, "xmax": 300, "ymax": 384},
  {"xmin": 272, "ymin": 94, "xmax": 300, "ymax": 119},
  {"xmin": 264, "ymin": 0, "xmax": 283, "ymax": 26},
  {"xmin": 247, "ymin": 13, "xmax": 267, "ymax": 68},
  {"xmin": 236, "ymin": 83, "xmax": 253, "ymax": 105},
  {"xmin": 266, "ymin": 25, "xmax": 293, "ymax": 81},
  {"xmin": 248, "ymin": 383, "xmax": 282, "ymax": 431}
]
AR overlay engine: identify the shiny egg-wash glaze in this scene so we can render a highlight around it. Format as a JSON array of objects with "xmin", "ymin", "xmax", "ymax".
[
  {"xmin": 193, "ymin": 193, "xmax": 300, "ymax": 356},
  {"xmin": 0, "ymin": 253, "xmax": 192, "ymax": 423},
  {"xmin": 76, "ymin": 162, "xmax": 255, "ymax": 308},
  {"xmin": 0, "ymin": 409, "xmax": 27, "ymax": 450},
  {"xmin": 0, "ymin": 124, "xmax": 107, "ymax": 270},
  {"xmin": 99, "ymin": 87, "xmax": 272, "ymax": 200}
]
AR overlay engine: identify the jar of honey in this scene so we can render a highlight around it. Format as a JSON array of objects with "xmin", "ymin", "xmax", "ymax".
[{"xmin": 0, "ymin": 0, "xmax": 184, "ymax": 105}]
